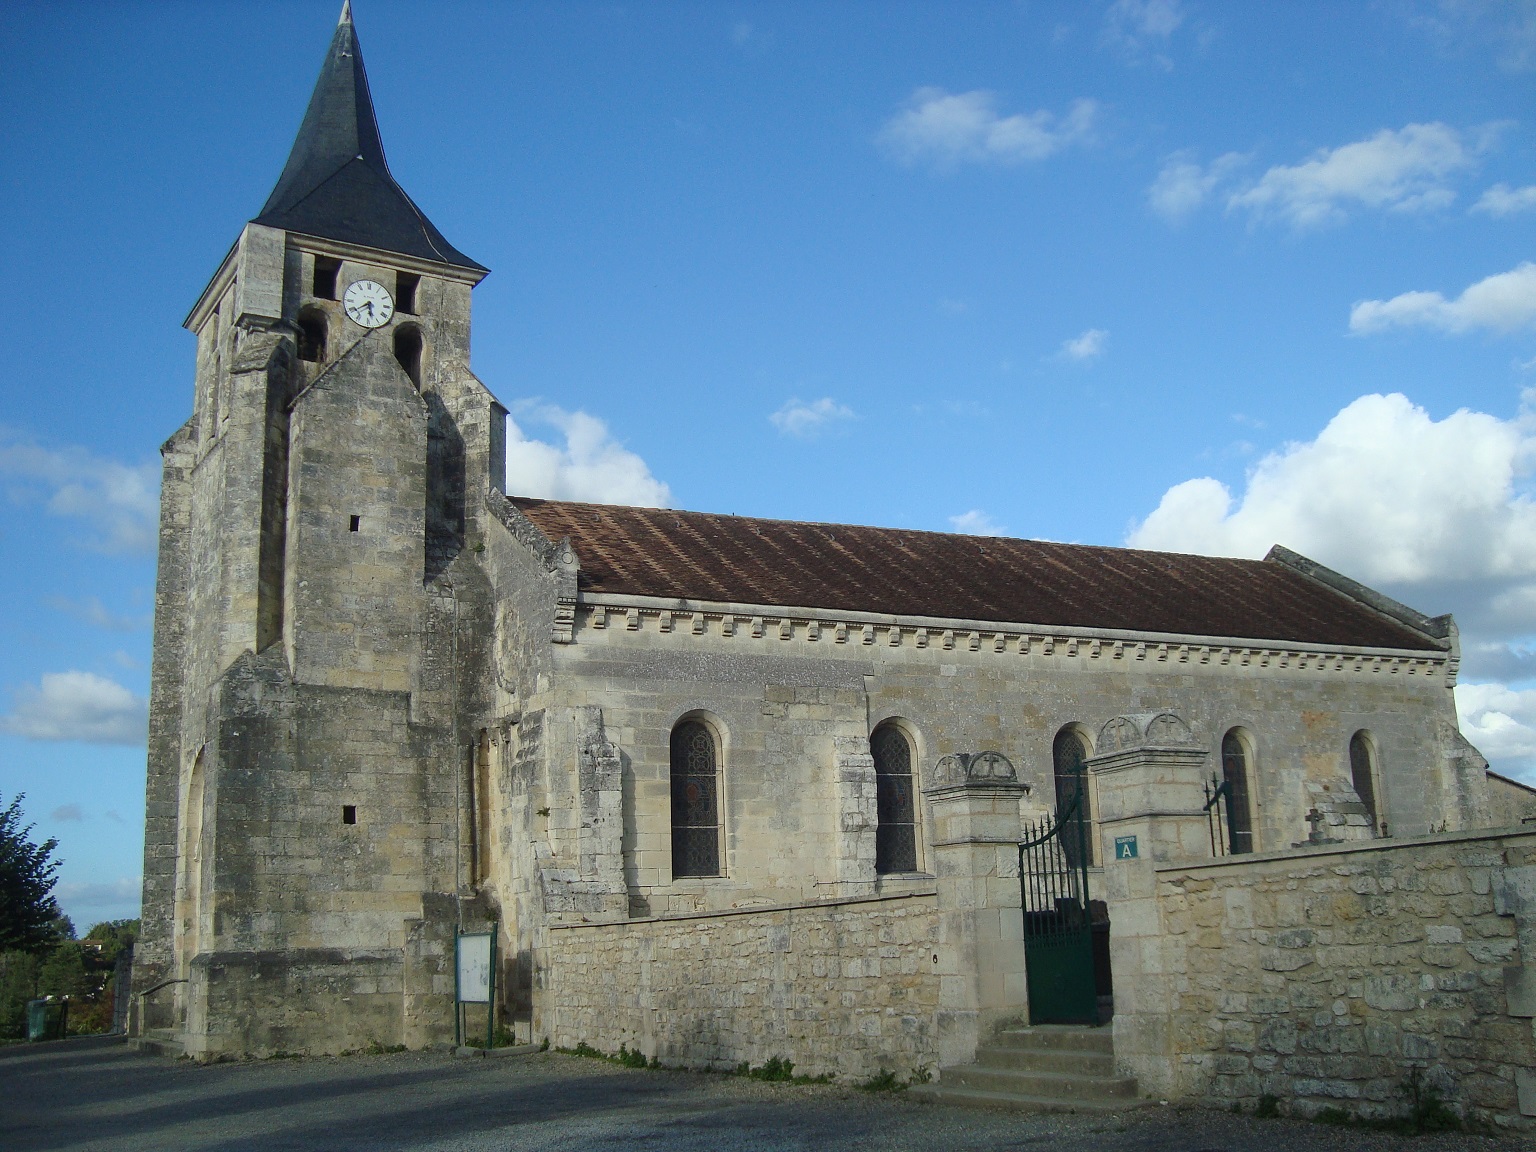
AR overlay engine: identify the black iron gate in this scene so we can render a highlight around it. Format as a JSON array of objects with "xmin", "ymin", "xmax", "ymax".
[{"xmin": 1018, "ymin": 784, "xmax": 1101, "ymax": 1025}]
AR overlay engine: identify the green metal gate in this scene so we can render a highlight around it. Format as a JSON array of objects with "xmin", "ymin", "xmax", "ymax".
[{"xmin": 1018, "ymin": 784, "xmax": 1098, "ymax": 1025}]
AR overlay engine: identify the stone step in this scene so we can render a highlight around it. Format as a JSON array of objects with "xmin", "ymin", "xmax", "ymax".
[
  {"xmin": 939, "ymin": 1064, "xmax": 1140, "ymax": 1101},
  {"xmin": 975, "ymin": 1044, "xmax": 1115, "ymax": 1077},
  {"xmin": 128, "ymin": 1029, "xmax": 184, "ymax": 1059},
  {"xmin": 908, "ymin": 1083, "xmax": 1138, "ymax": 1114},
  {"xmin": 989, "ymin": 1025, "xmax": 1115, "ymax": 1054}
]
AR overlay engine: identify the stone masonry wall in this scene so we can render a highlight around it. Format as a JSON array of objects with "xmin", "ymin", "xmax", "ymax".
[
  {"xmin": 543, "ymin": 892, "xmax": 940, "ymax": 1080},
  {"xmin": 541, "ymin": 599, "xmax": 1477, "ymax": 930},
  {"xmin": 1488, "ymin": 773, "xmax": 1536, "ymax": 830},
  {"xmin": 1109, "ymin": 829, "xmax": 1536, "ymax": 1128}
]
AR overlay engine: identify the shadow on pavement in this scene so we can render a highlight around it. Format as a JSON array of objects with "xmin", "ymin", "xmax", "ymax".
[{"xmin": 1, "ymin": 1041, "xmax": 767, "ymax": 1152}]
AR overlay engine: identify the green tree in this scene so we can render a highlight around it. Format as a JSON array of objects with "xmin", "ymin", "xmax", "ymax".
[
  {"xmin": 0, "ymin": 951, "xmax": 41, "ymax": 1039},
  {"xmin": 37, "ymin": 939, "xmax": 90, "ymax": 1001},
  {"xmin": 84, "ymin": 918, "xmax": 138, "ymax": 964},
  {"xmin": 0, "ymin": 794, "xmax": 63, "ymax": 955}
]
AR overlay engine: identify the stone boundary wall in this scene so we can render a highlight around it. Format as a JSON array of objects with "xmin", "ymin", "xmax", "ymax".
[
  {"xmin": 543, "ymin": 891, "xmax": 940, "ymax": 1080},
  {"xmin": 189, "ymin": 949, "xmax": 405, "ymax": 1058},
  {"xmin": 1112, "ymin": 828, "xmax": 1536, "ymax": 1128}
]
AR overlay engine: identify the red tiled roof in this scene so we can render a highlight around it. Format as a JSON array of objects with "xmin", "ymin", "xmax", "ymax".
[{"xmin": 510, "ymin": 498, "xmax": 1441, "ymax": 652}]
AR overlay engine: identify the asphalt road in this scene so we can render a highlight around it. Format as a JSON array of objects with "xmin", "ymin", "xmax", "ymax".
[{"xmin": 1, "ymin": 1036, "xmax": 1528, "ymax": 1152}]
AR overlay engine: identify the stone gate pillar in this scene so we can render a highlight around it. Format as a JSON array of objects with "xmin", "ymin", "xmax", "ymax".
[
  {"xmin": 924, "ymin": 751, "xmax": 1030, "ymax": 1068},
  {"xmin": 1088, "ymin": 710, "xmax": 1211, "ymax": 865},
  {"xmin": 1087, "ymin": 710, "xmax": 1210, "ymax": 1097}
]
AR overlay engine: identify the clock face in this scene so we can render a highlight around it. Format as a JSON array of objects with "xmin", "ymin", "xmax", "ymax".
[{"xmin": 343, "ymin": 279, "xmax": 395, "ymax": 329}]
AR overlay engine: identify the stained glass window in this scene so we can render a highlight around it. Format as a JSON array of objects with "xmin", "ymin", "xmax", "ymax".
[
  {"xmin": 671, "ymin": 720, "xmax": 720, "ymax": 877},
  {"xmin": 872, "ymin": 724, "xmax": 916, "ymax": 873},
  {"xmin": 1221, "ymin": 730, "xmax": 1255, "ymax": 854}
]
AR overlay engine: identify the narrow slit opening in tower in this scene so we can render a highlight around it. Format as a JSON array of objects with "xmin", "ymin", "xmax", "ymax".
[
  {"xmin": 342, "ymin": 805, "xmax": 357, "ymax": 825},
  {"xmin": 396, "ymin": 272, "xmax": 419, "ymax": 315},
  {"xmin": 313, "ymin": 256, "xmax": 341, "ymax": 300},
  {"xmin": 297, "ymin": 309, "xmax": 327, "ymax": 363},
  {"xmin": 394, "ymin": 324, "xmax": 423, "ymax": 388}
]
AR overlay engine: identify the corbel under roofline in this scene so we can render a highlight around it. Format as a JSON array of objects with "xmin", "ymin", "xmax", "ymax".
[{"xmin": 576, "ymin": 590, "xmax": 1451, "ymax": 663}]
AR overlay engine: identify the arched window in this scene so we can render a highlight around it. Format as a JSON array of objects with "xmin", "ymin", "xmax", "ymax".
[
  {"xmin": 1053, "ymin": 727, "xmax": 1092, "ymax": 866},
  {"xmin": 177, "ymin": 749, "xmax": 208, "ymax": 966},
  {"xmin": 1221, "ymin": 729, "xmax": 1255, "ymax": 854},
  {"xmin": 1350, "ymin": 731, "xmax": 1380, "ymax": 834},
  {"xmin": 872, "ymin": 723, "xmax": 917, "ymax": 873},
  {"xmin": 670, "ymin": 719, "xmax": 720, "ymax": 878},
  {"xmin": 297, "ymin": 307, "xmax": 327, "ymax": 363},
  {"xmin": 393, "ymin": 323, "xmax": 423, "ymax": 388}
]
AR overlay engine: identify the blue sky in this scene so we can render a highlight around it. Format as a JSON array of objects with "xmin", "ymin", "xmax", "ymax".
[{"xmin": 3, "ymin": 1, "xmax": 1536, "ymax": 926}]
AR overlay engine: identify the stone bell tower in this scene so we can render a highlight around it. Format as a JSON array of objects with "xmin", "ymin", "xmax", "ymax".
[{"xmin": 132, "ymin": 2, "xmax": 506, "ymax": 1058}]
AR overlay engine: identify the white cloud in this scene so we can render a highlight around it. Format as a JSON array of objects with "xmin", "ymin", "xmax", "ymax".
[
  {"xmin": 1350, "ymin": 261, "xmax": 1536, "ymax": 335},
  {"xmin": 770, "ymin": 397, "xmax": 855, "ymax": 438},
  {"xmin": 1456, "ymin": 683, "xmax": 1536, "ymax": 777},
  {"xmin": 0, "ymin": 430, "xmax": 159, "ymax": 554},
  {"xmin": 504, "ymin": 405, "xmax": 670, "ymax": 508},
  {"xmin": 950, "ymin": 509, "xmax": 1006, "ymax": 535},
  {"xmin": 878, "ymin": 88, "xmax": 1097, "ymax": 169},
  {"xmin": 1148, "ymin": 151, "xmax": 1247, "ymax": 220},
  {"xmin": 48, "ymin": 596, "xmax": 151, "ymax": 632},
  {"xmin": 1400, "ymin": 1, "xmax": 1536, "ymax": 73},
  {"xmin": 1127, "ymin": 390, "xmax": 1536, "ymax": 777},
  {"xmin": 1227, "ymin": 122, "xmax": 1474, "ymax": 229},
  {"xmin": 1473, "ymin": 182, "xmax": 1536, "ymax": 216},
  {"xmin": 1103, "ymin": 0, "xmax": 1185, "ymax": 62},
  {"xmin": 1128, "ymin": 392, "xmax": 1536, "ymax": 584},
  {"xmin": 0, "ymin": 671, "xmax": 147, "ymax": 745},
  {"xmin": 55, "ymin": 876, "xmax": 141, "ymax": 913},
  {"xmin": 1059, "ymin": 328, "xmax": 1108, "ymax": 362},
  {"xmin": 1106, "ymin": 0, "xmax": 1185, "ymax": 39}
]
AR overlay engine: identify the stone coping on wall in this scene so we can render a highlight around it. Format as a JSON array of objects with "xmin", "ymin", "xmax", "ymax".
[
  {"xmin": 546, "ymin": 887, "xmax": 938, "ymax": 932},
  {"xmin": 1152, "ymin": 824, "xmax": 1536, "ymax": 877},
  {"xmin": 573, "ymin": 592, "xmax": 1454, "ymax": 682}
]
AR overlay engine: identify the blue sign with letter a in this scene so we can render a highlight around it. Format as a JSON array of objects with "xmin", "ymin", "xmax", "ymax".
[{"xmin": 1114, "ymin": 835, "xmax": 1139, "ymax": 860}]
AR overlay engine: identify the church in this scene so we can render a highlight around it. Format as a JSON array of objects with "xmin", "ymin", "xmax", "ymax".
[{"xmin": 132, "ymin": 6, "xmax": 1536, "ymax": 1124}]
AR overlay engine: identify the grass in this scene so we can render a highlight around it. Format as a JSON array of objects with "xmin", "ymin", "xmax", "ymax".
[
  {"xmin": 555, "ymin": 1041, "xmax": 832, "ymax": 1083},
  {"xmin": 555, "ymin": 1040, "xmax": 658, "ymax": 1069},
  {"xmin": 858, "ymin": 1067, "xmax": 906, "ymax": 1092},
  {"xmin": 731, "ymin": 1056, "xmax": 833, "ymax": 1084},
  {"xmin": 1304, "ymin": 1069, "xmax": 1485, "ymax": 1136}
]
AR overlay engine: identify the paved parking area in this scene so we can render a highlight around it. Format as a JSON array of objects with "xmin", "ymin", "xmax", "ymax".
[{"xmin": 1, "ymin": 1036, "xmax": 1527, "ymax": 1152}]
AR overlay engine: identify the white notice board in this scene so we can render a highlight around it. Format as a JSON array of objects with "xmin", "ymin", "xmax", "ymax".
[{"xmin": 457, "ymin": 932, "xmax": 493, "ymax": 1004}]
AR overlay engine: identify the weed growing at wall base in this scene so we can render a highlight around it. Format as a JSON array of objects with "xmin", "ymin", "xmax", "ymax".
[
  {"xmin": 557, "ymin": 1041, "xmax": 836, "ymax": 1082},
  {"xmin": 1312, "ymin": 1068, "xmax": 1484, "ymax": 1136},
  {"xmin": 557, "ymin": 1041, "xmax": 658, "ymax": 1069},
  {"xmin": 859, "ymin": 1067, "xmax": 907, "ymax": 1092}
]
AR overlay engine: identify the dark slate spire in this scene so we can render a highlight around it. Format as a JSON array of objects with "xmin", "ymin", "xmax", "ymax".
[{"xmin": 254, "ymin": 2, "xmax": 486, "ymax": 273}]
